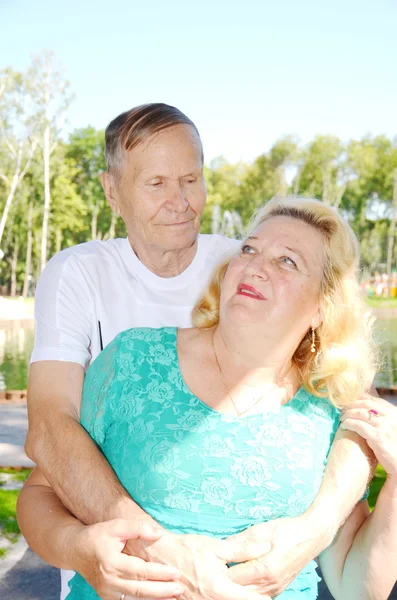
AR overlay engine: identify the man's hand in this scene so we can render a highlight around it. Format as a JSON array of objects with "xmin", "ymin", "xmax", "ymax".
[
  {"xmin": 71, "ymin": 519, "xmax": 186, "ymax": 600},
  {"xmin": 129, "ymin": 531, "xmax": 271, "ymax": 600},
  {"xmin": 226, "ymin": 516, "xmax": 330, "ymax": 597}
]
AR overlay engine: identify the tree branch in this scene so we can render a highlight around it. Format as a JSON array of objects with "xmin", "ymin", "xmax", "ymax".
[
  {"xmin": 18, "ymin": 138, "xmax": 38, "ymax": 181},
  {"xmin": 0, "ymin": 171, "xmax": 9, "ymax": 184}
]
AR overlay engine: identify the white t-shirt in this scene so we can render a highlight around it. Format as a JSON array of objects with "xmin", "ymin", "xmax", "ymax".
[{"xmin": 30, "ymin": 233, "xmax": 240, "ymax": 599}]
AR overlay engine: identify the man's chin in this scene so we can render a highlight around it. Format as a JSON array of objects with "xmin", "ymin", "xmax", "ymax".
[
  {"xmin": 154, "ymin": 224, "xmax": 199, "ymax": 250},
  {"xmin": 161, "ymin": 232, "xmax": 198, "ymax": 251}
]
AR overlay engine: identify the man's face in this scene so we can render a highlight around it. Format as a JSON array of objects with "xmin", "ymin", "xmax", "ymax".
[{"xmin": 104, "ymin": 124, "xmax": 206, "ymax": 253}]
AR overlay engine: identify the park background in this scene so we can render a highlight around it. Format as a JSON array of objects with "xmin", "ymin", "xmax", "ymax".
[{"xmin": 0, "ymin": 1, "xmax": 397, "ymax": 597}]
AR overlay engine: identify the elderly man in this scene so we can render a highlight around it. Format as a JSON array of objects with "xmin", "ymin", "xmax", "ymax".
[{"xmin": 18, "ymin": 103, "xmax": 372, "ymax": 600}]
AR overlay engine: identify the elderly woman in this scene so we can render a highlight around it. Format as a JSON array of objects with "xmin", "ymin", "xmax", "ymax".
[{"xmin": 19, "ymin": 196, "xmax": 397, "ymax": 599}]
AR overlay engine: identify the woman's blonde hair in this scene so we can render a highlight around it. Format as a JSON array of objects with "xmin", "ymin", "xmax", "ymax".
[{"xmin": 192, "ymin": 196, "xmax": 378, "ymax": 407}]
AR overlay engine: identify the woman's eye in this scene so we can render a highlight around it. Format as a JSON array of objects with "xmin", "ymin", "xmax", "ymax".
[
  {"xmin": 241, "ymin": 244, "xmax": 255, "ymax": 254},
  {"xmin": 280, "ymin": 256, "xmax": 297, "ymax": 267}
]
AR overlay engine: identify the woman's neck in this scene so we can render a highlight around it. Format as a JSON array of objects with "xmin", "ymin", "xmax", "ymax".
[{"xmin": 213, "ymin": 323, "xmax": 296, "ymax": 387}]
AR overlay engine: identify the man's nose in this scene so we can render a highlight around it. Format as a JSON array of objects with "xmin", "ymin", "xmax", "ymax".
[{"xmin": 167, "ymin": 184, "xmax": 189, "ymax": 213}]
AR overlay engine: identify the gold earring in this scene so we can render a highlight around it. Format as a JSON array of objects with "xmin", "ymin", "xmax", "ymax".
[{"xmin": 310, "ymin": 328, "xmax": 316, "ymax": 353}]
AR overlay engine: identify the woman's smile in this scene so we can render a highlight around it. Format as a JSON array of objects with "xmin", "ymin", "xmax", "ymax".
[{"xmin": 236, "ymin": 283, "xmax": 266, "ymax": 300}]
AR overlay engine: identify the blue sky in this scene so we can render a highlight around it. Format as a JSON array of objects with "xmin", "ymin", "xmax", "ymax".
[{"xmin": 1, "ymin": 0, "xmax": 396, "ymax": 163}]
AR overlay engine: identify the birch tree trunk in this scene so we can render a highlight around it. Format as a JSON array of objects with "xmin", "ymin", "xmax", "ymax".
[
  {"xmin": 108, "ymin": 211, "xmax": 117, "ymax": 239},
  {"xmin": 322, "ymin": 165, "xmax": 332, "ymax": 204},
  {"xmin": 293, "ymin": 165, "xmax": 304, "ymax": 195},
  {"xmin": 10, "ymin": 238, "xmax": 19, "ymax": 297},
  {"xmin": 91, "ymin": 201, "xmax": 99, "ymax": 240},
  {"xmin": 55, "ymin": 227, "xmax": 62, "ymax": 254},
  {"xmin": 40, "ymin": 121, "xmax": 51, "ymax": 271},
  {"xmin": 386, "ymin": 169, "xmax": 397, "ymax": 297},
  {"xmin": 0, "ymin": 146, "xmax": 22, "ymax": 245},
  {"xmin": 22, "ymin": 199, "xmax": 33, "ymax": 297},
  {"xmin": 333, "ymin": 181, "xmax": 347, "ymax": 208}
]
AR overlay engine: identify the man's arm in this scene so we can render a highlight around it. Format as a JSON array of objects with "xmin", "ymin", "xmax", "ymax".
[
  {"xmin": 17, "ymin": 468, "xmax": 186, "ymax": 600},
  {"xmin": 25, "ymin": 360, "xmax": 151, "ymax": 525},
  {"xmin": 17, "ymin": 469, "xmax": 270, "ymax": 600}
]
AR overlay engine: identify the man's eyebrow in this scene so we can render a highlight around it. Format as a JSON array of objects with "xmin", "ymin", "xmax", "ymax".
[
  {"xmin": 245, "ymin": 236, "xmax": 259, "ymax": 241},
  {"xmin": 142, "ymin": 170, "xmax": 200, "ymax": 181}
]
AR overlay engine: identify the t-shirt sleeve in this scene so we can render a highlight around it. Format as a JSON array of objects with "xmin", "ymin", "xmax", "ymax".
[{"xmin": 30, "ymin": 253, "xmax": 93, "ymax": 367}]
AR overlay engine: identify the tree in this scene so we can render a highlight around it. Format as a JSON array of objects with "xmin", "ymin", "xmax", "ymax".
[
  {"xmin": 298, "ymin": 135, "xmax": 348, "ymax": 205},
  {"xmin": 0, "ymin": 68, "xmax": 37, "ymax": 246},
  {"xmin": 66, "ymin": 127, "xmax": 111, "ymax": 240},
  {"xmin": 27, "ymin": 51, "xmax": 73, "ymax": 271},
  {"xmin": 202, "ymin": 158, "xmax": 246, "ymax": 234},
  {"xmin": 386, "ymin": 170, "xmax": 397, "ymax": 292},
  {"xmin": 50, "ymin": 143, "xmax": 88, "ymax": 252}
]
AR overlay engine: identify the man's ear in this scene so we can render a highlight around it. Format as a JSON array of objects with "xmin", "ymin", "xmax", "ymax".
[{"xmin": 101, "ymin": 171, "xmax": 121, "ymax": 215}]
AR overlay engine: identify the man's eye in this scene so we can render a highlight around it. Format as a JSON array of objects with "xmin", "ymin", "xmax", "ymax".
[
  {"xmin": 241, "ymin": 245, "xmax": 255, "ymax": 254},
  {"xmin": 151, "ymin": 181, "xmax": 162, "ymax": 187},
  {"xmin": 184, "ymin": 178, "xmax": 196, "ymax": 184}
]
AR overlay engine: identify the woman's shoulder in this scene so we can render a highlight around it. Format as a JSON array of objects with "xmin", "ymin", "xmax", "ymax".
[
  {"xmin": 114, "ymin": 326, "xmax": 177, "ymax": 347},
  {"xmin": 88, "ymin": 327, "xmax": 178, "ymax": 374},
  {"xmin": 294, "ymin": 387, "xmax": 341, "ymax": 422}
]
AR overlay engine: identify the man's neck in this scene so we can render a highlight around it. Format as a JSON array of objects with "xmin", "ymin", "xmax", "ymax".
[{"xmin": 128, "ymin": 237, "xmax": 199, "ymax": 278}]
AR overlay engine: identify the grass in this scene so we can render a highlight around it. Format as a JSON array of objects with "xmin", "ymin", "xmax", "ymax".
[
  {"xmin": 1, "ymin": 296, "xmax": 34, "ymax": 304},
  {"xmin": 368, "ymin": 465, "xmax": 387, "ymax": 511},
  {"xmin": 0, "ymin": 468, "xmax": 32, "ymax": 486},
  {"xmin": 0, "ymin": 468, "xmax": 33, "ymax": 557},
  {"xmin": 0, "ymin": 490, "xmax": 20, "ymax": 540},
  {"xmin": 366, "ymin": 297, "xmax": 397, "ymax": 308}
]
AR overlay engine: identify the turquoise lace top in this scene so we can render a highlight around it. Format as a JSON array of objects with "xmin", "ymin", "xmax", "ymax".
[{"xmin": 67, "ymin": 327, "xmax": 341, "ymax": 599}]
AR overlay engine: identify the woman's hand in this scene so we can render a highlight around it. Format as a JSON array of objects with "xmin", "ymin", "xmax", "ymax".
[
  {"xmin": 136, "ymin": 531, "xmax": 270, "ymax": 600},
  {"xmin": 226, "ymin": 517, "xmax": 324, "ymax": 597},
  {"xmin": 71, "ymin": 519, "xmax": 185, "ymax": 600},
  {"xmin": 340, "ymin": 395, "xmax": 397, "ymax": 480}
]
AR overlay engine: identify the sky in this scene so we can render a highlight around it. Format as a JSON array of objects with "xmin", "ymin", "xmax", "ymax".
[{"xmin": 1, "ymin": 0, "xmax": 397, "ymax": 163}]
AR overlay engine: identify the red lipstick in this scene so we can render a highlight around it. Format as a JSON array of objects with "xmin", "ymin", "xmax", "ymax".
[{"xmin": 237, "ymin": 284, "xmax": 265, "ymax": 300}]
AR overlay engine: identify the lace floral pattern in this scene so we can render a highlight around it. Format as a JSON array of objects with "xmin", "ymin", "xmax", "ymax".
[{"xmin": 68, "ymin": 327, "xmax": 341, "ymax": 599}]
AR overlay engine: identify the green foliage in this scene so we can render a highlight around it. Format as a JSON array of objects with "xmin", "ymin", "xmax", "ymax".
[
  {"xmin": 0, "ymin": 490, "xmax": 19, "ymax": 539},
  {"xmin": 368, "ymin": 465, "xmax": 386, "ymax": 511},
  {"xmin": 2, "ymin": 56, "xmax": 397, "ymax": 292}
]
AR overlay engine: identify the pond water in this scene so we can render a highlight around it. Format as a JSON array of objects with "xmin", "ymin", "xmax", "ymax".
[
  {"xmin": 0, "ymin": 318, "xmax": 397, "ymax": 391},
  {"xmin": 0, "ymin": 322, "xmax": 34, "ymax": 391}
]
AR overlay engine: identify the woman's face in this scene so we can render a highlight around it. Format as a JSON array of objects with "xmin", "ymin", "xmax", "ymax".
[{"xmin": 220, "ymin": 215, "xmax": 326, "ymax": 340}]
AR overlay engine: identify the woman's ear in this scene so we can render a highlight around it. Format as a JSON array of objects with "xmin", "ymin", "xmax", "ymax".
[{"xmin": 311, "ymin": 308, "xmax": 323, "ymax": 329}]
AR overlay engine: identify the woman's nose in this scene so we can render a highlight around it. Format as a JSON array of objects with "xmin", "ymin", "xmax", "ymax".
[{"xmin": 244, "ymin": 254, "xmax": 270, "ymax": 279}]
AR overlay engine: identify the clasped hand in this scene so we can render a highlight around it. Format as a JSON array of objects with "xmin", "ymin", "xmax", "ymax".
[{"xmin": 74, "ymin": 512, "xmax": 325, "ymax": 600}]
